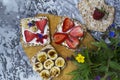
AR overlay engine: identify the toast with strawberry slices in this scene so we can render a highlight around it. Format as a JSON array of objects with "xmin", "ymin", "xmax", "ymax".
[
  {"xmin": 78, "ymin": 0, "xmax": 114, "ymax": 32},
  {"xmin": 20, "ymin": 17, "xmax": 50, "ymax": 47},
  {"xmin": 53, "ymin": 17, "xmax": 86, "ymax": 50}
]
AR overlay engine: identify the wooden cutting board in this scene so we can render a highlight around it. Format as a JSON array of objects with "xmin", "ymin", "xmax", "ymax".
[{"xmin": 20, "ymin": 14, "xmax": 96, "ymax": 80}]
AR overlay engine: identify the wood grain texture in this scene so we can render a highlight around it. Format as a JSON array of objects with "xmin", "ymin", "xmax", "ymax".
[{"xmin": 20, "ymin": 14, "xmax": 96, "ymax": 80}]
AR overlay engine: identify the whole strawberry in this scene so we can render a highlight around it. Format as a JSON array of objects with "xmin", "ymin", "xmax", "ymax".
[{"xmin": 93, "ymin": 8, "xmax": 106, "ymax": 20}]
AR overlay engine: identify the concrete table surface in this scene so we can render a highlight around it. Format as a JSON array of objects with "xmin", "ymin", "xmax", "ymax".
[{"xmin": 0, "ymin": 0, "xmax": 120, "ymax": 80}]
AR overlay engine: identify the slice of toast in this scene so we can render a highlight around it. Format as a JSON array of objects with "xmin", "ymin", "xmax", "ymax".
[
  {"xmin": 31, "ymin": 45, "xmax": 66, "ymax": 80},
  {"xmin": 78, "ymin": 0, "xmax": 115, "ymax": 32},
  {"xmin": 20, "ymin": 16, "xmax": 50, "ymax": 47},
  {"xmin": 53, "ymin": 17, "xmax": 86, "ymax": 50}
]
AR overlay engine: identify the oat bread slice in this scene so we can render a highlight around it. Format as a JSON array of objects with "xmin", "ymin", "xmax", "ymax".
[
  {"xmin": 20, "ymin": 16, "xmax": 50, "ymax": 47},
  {"xmin": 78, "ymin": 0, "xmax": 115, "ymax": 32},
  {"xmin": 31, "ymin": 45, "xmax": 66, "ymax": 80},
  {"xmin": 53, "ymin": 17, "xmax": 86, "ymax": 50}
]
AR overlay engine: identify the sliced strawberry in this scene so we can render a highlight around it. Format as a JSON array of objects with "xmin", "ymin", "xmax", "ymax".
[
  {"xmin": 66, "ymin": 36, "xmax": 80, "ymax": 49},
  {"xmin": 24, "ymin": 30, "xmax": 37, "ymax": 42},
  {"xmin": 70, "ymin": 26, "xmax": 84, "ymax": 38},
  {"xmin": 62, "ymin": 18, "xmax": 74, "ymax": 32},
  {"xmin": 53, "ymin": 33, "xmax": 68, "ymax": 44},
  {"xmin": 36, "ymin": 19, "xmax": 47, "ymax": 33}
]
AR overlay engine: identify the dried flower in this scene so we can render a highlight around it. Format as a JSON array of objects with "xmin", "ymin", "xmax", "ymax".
[{"xmin": 28, "ymin": 22, "xmax": 33, "ymax": 27}]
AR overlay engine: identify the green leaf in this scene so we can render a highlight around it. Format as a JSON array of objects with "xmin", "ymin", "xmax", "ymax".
[
  {"xmin": 72, "ymin": 74, "xmax": 81, "ymax": 80},
  {"xmin": 109, "ymin": 61, "xmax": 120, "ymax": 71},
  {"xmin": 82, "ymin": 70, "xmax": 91, "ymax": 80},
  {"xmin": 97, "ymin": 65, "xmax": 107, "ymax": 72},
  {"xmin": 92, "ymin": 40, "xmax": 108, "ymax": 49},
  {"xmin": 68, "ymin": 69, "xmax": 80, "ymax": 75},
  {"xmin": 72, "ymin": 60, "xmax": 82, "ymax": 67},
  {"xmin": 107, "ymin": 71, "xmax": 119, "ymax": 80}
]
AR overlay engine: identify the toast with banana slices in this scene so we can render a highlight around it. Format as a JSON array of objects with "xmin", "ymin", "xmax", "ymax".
[{"xmin": 31, "ymin": 45, "xmax": 66, "ymax": 80}]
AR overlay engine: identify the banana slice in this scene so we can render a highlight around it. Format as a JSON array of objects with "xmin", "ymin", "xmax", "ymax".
[
  {"xmin": 50, "ymin": 66, "xmax": 60, "ymax": 77},
  {"xmin": 55, "ymin": 57, "xmax": 65, "ymax": 68},
  {"xmin": 47, "ymin": 49, "xmax": 58, "ymax": 60},
  {"xmin": 37, "ymin": 52, "xmax": 47, "ymax": 63},
  {"xmin": 33, "ymin": 62, "xmax": 43, "ymax": 72},
  {"xmin": 40, "ymin": 70, "xmax": 50, "ymax": 79},
  {"xmin": 44, "ymin": 59, "xmax": 54, "ymax": 69}
]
